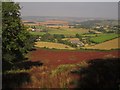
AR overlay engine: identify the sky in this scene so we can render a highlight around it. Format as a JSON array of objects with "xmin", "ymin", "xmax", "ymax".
[{"xmin": 19, "ymin": 2, "xmax": 118, "ymax": 19}]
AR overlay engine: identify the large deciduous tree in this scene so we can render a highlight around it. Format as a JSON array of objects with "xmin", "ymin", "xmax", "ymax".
[{"xmin": 2, "ymin": 2, "xmax": 34, "ymax": 71}]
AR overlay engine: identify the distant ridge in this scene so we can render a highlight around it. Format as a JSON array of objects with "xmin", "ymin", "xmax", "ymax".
[{"xmin": 21, "ymin": 16, "xmax": 116, "ymax": 22}]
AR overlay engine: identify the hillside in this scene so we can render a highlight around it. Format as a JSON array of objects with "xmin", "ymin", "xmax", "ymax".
[{"xmin": 84, "ymin": 37, "xmax": 120, "ymax": 50}]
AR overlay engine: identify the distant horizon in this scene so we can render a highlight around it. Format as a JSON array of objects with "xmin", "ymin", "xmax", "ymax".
[{"xmin": 21, "ymin": 15, "xmax": 118, "ymax": 20}]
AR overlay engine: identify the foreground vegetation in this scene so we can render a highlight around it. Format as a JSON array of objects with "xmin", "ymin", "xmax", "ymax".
[{"xmin": 3, "ymin": 57, "xmax": 120, "ymax": 89}]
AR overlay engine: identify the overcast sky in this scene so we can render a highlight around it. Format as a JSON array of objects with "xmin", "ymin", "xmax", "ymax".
[{"xmin": 19, "ymin": 2, "xmax": 118, "ymax": 19}]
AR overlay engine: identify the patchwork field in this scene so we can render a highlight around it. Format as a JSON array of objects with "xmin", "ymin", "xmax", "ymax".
[
  {"xmin": 35, "ymin": 41, "xmax": 75, "ymax": 50},
  {"xmin": 84, "ymin": 37, "xmax": 120, "ymax": 50}
]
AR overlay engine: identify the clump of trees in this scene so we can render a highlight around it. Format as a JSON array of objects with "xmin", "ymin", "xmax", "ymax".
[
  {"xmin": 40, "ymin": 33, "xmax": 77, "ymax": 48},
  {"xmin": 40, "ymin": 33, "xmax": 65, "ymax": 42},
  {"xmin": 2, "ymin": 2, "xmax": 35, "ymax": 72}
]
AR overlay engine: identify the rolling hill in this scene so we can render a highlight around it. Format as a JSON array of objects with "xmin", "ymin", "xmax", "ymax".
[{"xmin": 84, "ymin": 37, "xmax": 120, "ymax": 50}]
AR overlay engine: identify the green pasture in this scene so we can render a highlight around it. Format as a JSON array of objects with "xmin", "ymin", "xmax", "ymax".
[{"xmin": 90, "ymin": 33, "xmax": 119, "ymax": 44}]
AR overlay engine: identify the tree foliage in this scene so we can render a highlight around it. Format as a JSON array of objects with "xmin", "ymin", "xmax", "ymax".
[{"xmin": 2, "ymin": 2, "xmax": 34, "ymax": 71}]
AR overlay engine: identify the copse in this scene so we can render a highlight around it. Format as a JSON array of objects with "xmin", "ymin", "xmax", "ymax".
[{"xmin": 2, "ymin": 2, "xmax": 35, "ymax": 72}]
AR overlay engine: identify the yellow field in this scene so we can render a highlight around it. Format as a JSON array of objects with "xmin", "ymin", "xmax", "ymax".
[
  {"xmin": 35, "ymin": 42, "xmax": 75, "ymax": 50},
  {"xmin": 84, "ymin": 37, "xmax": 120, "ymax": 50}
]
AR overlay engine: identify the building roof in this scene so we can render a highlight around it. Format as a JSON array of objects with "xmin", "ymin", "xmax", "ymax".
[{"xmin": 68, "ymin": 39, "xmax": 84, "ymax": 46}]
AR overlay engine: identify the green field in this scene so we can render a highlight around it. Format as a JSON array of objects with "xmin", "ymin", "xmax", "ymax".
[
  {"xmin": 90, "ymin": 33, "xmax": 119, "ymax": 44},
  {"xmin": 30, "ymin": 27, "xmax": 89, "ymax": 36},
  {"xmin": 30, "ymin": 32, "xmax": 45, "ymax": 36},
  {"xmin": 48, "ymin": 28, "xmax": 89, "ymax": 36}
]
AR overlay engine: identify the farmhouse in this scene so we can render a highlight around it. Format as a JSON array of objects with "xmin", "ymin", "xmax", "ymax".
[
  {"xmin": 69, "ymin": 39, "xmax": 84, "ymax": 47},
  {"xmin": 68, "ymin": 38, "xmax": 84, "ymax": 47}
]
